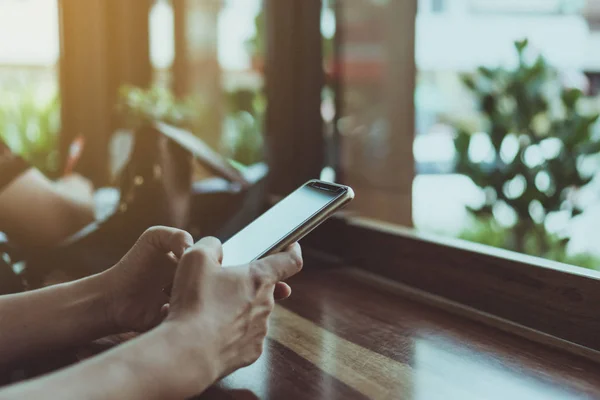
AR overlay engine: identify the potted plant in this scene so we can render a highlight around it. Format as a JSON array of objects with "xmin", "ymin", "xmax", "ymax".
[{"xmin": 454, "ymin": 39, "xmax": 600, "ymax": 266}]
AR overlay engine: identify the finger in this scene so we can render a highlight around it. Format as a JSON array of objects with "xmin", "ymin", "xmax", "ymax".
[
  {"xmin": 286, "ymin": 242, "xmax": 302, "ymax": 261},
  {"xmin": 179, "ymin": 237, "xmax": 223, "ymax": 276},
  {"xmin": 160, "ymin": 303, "xmax": 170, "ymax": 320},
  {"xmin": 252, "ymin": 243, "xmax": 303, "ymax": 283},
  {"xmin": 189, "ymin": 236, "xmax": 224, "ymax": 264},
  {"xmin": 132, "ymin": 228, "xmax": 194, "ymax": 289},
  {"xmin": 142, "ymin": 226, "xmax": 194, "ymax": 259},
  {"xmin": 274, "ymin": 282, "xmax": 292, "ymax": 300}
]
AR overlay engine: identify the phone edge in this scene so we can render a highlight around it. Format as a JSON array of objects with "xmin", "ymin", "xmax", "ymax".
[{"xmin": 258, "ymin": 181, "xmax": 354, "ymax": 259}]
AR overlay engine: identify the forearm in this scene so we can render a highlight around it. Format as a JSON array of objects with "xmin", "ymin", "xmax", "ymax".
[
  {"xmin": 0, "ymin": 169, "xmax": 94, "ymax": 246},
  {"xmin": 8, "ymin": 191, "xmax": 94, "ymax": 246},
  {"xmin": 0, "ymin": 324, "xmax": 216, "ymax": 400},
  {"xmin": 0, "ymin": 274, "xmax": 113, "ymax": 366}
]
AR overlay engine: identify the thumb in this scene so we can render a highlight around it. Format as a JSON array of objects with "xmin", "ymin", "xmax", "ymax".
[
  {"xmin": 139, "ymin": 226, "xmax": 194, "ymax": 260},
  {"xmin": 125, "ymin": 227, "xmax": 194, "ymax": 293}
]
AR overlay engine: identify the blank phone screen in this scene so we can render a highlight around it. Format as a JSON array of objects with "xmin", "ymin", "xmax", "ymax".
[{"xmin": 221, "ymin": 184, "xmax": 343, "ymax": 267}]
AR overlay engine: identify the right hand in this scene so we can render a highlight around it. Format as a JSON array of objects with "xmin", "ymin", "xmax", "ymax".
[{"xmin": 164, "ymin": 237, "xmax": 303, "ymax": 381}]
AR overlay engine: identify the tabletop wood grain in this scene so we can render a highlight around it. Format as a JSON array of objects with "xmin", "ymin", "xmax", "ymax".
[
  {"xmin": 8, "ymin": 263, "xmax": 600, "ymax": 399},
  {"xmin": 199, "ymin": 267, "xmax": 600, "ymax": 400}
]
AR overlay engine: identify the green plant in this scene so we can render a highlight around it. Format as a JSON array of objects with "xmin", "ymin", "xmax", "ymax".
[
  {"xmin": 118, "ymin": 85, "xmax": 265, "ymax": 166},
  {"xmin": 459, "ymin": 217, "xmax": 600, "ymax": 270},
  {"xmin": 0, "ymin": 89, "xmax": 60, "ymax": 177},
  {"xmin": 454, "ymin": 39, "xmax": 600, "ymax": 257},
  {"xmin": 245, "ymin": 9, "xmax": 266, "ymax": 60},
  {"xmin": 117, "ymin": 85, "xmax": 209, "ymax": 131},
  {"xmin": 221, "ymin": 89, "xmax": 265, "ymax": 165}
]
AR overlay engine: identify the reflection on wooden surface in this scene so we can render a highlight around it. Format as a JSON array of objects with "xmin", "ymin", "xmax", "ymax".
[{"xmin": 200, "ymin": 268, "xmax": 600, "ymax": 400}]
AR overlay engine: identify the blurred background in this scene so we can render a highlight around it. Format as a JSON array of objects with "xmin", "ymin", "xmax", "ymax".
[{"xmin": 3, "ymin": 0, "xmax": 600, "ymax": 269}]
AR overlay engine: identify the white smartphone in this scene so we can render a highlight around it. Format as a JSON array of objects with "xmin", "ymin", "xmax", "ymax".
[{"xmin": 221, "ymin": 180, "xmax": 354, "ymax": 267}]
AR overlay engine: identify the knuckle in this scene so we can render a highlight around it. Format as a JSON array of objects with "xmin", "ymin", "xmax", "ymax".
[
  {"xmin": 259, "ymin": 319, "xmax": 269, "ymax": 336},
  {"xmin": 265, "ymin": 295, "xmax": 275, "ymax": 310},
  {"xmin": 250, "ymin": 264, "xmax": 270, "ymax": 285},
  {"xmin": 141, "ymin": 225, "xmax": 164, "ymax": 239},
  {"xmin": 138, "ymin": 226, "xmax": 167, "ymax": 248},
  {"xmin": 243, "ymin": 297, "xmax": 255, "ymax": 313},
  {"xmin": 172, "ymin": 230, "xmax": 193, "ymax": 246}
]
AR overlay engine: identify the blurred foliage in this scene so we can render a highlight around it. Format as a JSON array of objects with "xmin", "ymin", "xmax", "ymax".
[
  {"xmin": 222, "ymin": 89, "xmax": 265, "ymax": 166},
  {"xmin": 245, "ymin": 8, "xmax": 266, "ymax": 62},
  {"xmin": 454, "ymin": 39, "xmax": 600, "ymax": 262},
  {"xmin": 117, "ymin": 85, "xmax": 209, "ymax": 132},
  {"xmin": 0, "ymin": 89, "xmax": 60, "ymax": 177},
  {"xmin": 460, "ymin": 217, "xmax": 600, "ymax": 270},
  {"xmin": 118, "ymin": 85, "xmax": 265, "ymax": 165}
]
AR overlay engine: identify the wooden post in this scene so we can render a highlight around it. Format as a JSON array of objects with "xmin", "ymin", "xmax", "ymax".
[
  {"xmin": 59, "ymin": 0, "xmax": 112, "ymax": 184},
  {"xmin": 264, "ymin": 0, "xmax": 325, "ymax": 196},
  {"xmin": 106, "ymin": 0, "xmax": 153, "ymax": 91},
  {"xmin": 58, "ymin": 0, "xmax": 152, "ymax": 185}
]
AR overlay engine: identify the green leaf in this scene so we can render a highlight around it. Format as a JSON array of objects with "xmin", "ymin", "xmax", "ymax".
[
  {"xmin": 515, "ymin": 39, "xmax": 528, "ymax": 53},
  {"xmin": 461, "ymin": 75, "xmax": 477, "ymax": 91},
  {"xmin": 467, "ymin": 205, "xmax": 494, "ymax": 219},
  {"xmin": 576, "ymin": 140, "xmax": 600, "ymax": 155},
  {"xmin": 454, "ymin": 129, "xmax": 471, "ymax": 152},
  {"xmin": 561, "ymin": 88, "xmax": 582, "ymax": 109},
  {"xmin": 490, "ymin": 124, "xmax": 507, "ymax": 151},
  {"xmin": 477, "ymin": 66, "xmax": 495, "ymax": 80},
  {"xmin": 482, "ymin": 94, "xmax": 496, "ymax": 115}
]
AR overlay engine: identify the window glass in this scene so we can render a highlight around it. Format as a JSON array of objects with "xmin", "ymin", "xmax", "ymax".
[
  {"xmin": 165, "ymin": 0, "xmax": 265, "ymax": 166},
  {"xmin": 150, "ymin": 0, "xmax": 175, "ymax": 88},
  {"xmin": 415, "ymin": 0, "xmax": 599, "ymax": 268},
  {"xmin": 327, "ymin": 0, "xmax": 600, "ymax": 269},
  {"xmin": 0, "ymin": 0, "xmax": 61, "ymax": 175}
]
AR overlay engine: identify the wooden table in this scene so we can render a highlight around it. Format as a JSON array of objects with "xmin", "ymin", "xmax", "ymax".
[
  {"xmin": 8, "ymin": 215, "xmax": 600, "ymax": 399},
  {"xmin": 199, "ymin": 266, "xmax": 600, "ymax": 400}
]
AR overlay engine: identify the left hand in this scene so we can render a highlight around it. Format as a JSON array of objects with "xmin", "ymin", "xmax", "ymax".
[
  {"xmin": 100, "ymin": 226, "xmax": 194, "ymax": 333},
  {"xmin": 96, "ymin": 226, "xmax": 295, "ymax": 334}
]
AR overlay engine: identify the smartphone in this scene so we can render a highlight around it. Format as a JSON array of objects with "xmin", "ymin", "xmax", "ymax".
[{"xmin": 221, "ymin": 180, "xmax": 354, "ymax": 267}]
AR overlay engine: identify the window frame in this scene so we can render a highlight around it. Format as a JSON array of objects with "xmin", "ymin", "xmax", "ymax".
[
  {"xmin": 324, "ymin": 0, "xmax": 415, "ymax": 226},
  {"xmin": 290, "ymin": 0, "xmax": 600, "ymax": 359}
]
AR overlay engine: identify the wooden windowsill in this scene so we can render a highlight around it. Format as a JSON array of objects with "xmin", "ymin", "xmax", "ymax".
[
  {"xmin": 301, "ymin": 215, "xmax": 600, "ymax": 357},
  {"xmin": 199, "ymin": 266, "xmax": 600, "ymax": 399}
]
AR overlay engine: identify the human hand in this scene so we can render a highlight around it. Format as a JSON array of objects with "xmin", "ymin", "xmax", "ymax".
[
  {"xmin": 99, "ymin": 227, "xmax": 296, "ymax": 335},
  {"xmin": 164, "ymin": 237, "xmax": 303, "ymax": 381},
  {"xmin": 100, "ymin": 226, "xmax": 194, "ymax": 333}
]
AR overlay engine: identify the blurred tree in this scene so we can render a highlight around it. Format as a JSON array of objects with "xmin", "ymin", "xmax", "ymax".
[{"xmin": 455, "ymin": 39, "xmax": 600, "ymax": 257}]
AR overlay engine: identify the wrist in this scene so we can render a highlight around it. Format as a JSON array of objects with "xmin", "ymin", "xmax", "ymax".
[
  {"xmin": 152, "ymin": 321, "xmax": 221, "ymax": 396},
  {"xmin": 79, "ymin": 271, "xmax": 119, "ymax": 335}
]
